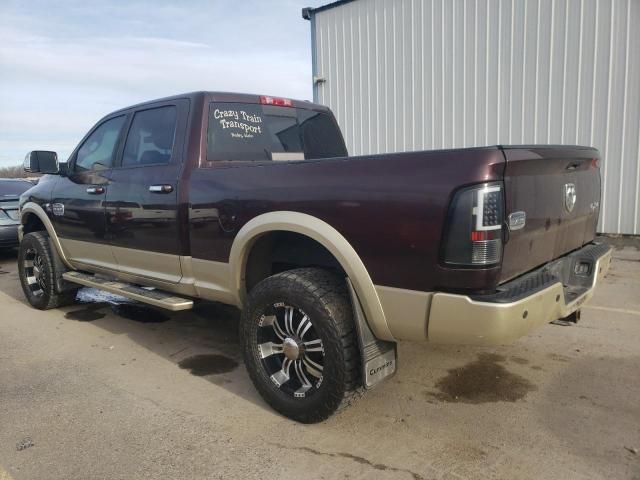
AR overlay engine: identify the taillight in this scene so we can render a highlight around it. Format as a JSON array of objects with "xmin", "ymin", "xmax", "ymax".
[
  {"xmin": 443, "ymin": 183, "xmax": 504, "ymax": 266},
  {"xmin": 260, "ymin": 95, "xmax": 293, "ymax": 107}
]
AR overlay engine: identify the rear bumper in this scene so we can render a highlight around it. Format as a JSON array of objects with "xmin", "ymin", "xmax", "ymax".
[
  {"xmin": 427, "ymin": 243, "xmax": 613, "ymax": 345},
  {"xmin": 0, "ymin": 224, "xmax": 19, "ymax": 248}
]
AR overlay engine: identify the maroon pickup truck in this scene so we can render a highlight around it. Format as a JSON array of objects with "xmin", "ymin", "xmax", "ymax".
[{"xmin": 18, "ymin": 92, "xmax": 611, "ymax": 422}]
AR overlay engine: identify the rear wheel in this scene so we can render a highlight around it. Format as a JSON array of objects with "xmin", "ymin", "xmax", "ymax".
[
  {"xmin": 241, "ymin": 268, "xmax": 363, "ymax": 423},
  {"xmin": 18, "ymin": 231, "xmax": 78, "ymax": 310}
]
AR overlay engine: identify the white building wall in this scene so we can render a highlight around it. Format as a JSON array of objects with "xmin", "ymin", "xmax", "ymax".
[{"xmin": 309, "ymin": 0, "xmax": 640, "ymax": 234}]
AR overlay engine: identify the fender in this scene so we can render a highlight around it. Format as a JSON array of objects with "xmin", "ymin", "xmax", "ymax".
[
  {"xmin": 229, "ymin": 211, "xmax": 395, "ymax": 341},
  {"xmin": 20, "ymin": 202, "xmax": 75, "ymax": 270}
]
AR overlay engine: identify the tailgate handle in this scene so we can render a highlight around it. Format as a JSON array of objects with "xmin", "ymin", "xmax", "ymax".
[
  {"xmin": 86, "ymin": 186, "xmax": 105, "ymax": 195},
  {"xmin": 566, "ymin": 161, "xmax": 582, "ymax": 170}
]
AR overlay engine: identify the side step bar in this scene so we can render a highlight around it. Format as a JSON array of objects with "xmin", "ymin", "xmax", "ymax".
[{"xmin": 62, "ymin": 271, "xmax": 193, "ymax": 311}]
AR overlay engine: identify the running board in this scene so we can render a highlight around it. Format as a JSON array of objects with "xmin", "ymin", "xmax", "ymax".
[{"xmin": 62, "ymin": 271, "xmax": 193, "ymax": 311}]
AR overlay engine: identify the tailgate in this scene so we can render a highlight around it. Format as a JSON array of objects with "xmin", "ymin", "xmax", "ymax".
[{"xmin": 500, "ymin": 146, "xmax": 601, "ymax": 282}]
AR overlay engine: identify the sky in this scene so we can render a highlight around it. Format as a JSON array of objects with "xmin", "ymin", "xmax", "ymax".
[{"xmin": 0, "ymin": 0, "xmax": 326, "ymax": 167}]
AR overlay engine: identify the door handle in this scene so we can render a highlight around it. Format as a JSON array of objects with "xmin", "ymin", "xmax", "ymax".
[
  {"xmin": 566, "ymin": 161, "xmax": 582, "ymax": 170},
  {"xmin": 86, "ymin": 186, "xmax": 105, "ymax": 194},
  {"xmin": 149, "ymin": 185, "xmax": 174, "ymax": 194}
]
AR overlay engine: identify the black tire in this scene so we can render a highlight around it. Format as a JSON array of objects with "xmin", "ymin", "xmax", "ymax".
[
  {"xmin": 241, "ymin": 268, "xmax": 363, "ymax": 423},
  {"xmin": 18, "ymin": 231, "xmax": 78, "ymax": 310}
]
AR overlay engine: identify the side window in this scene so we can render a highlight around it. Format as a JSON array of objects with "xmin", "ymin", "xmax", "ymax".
[
  {"xmin": 122, "ymin": 106, "xmax": 177, "ymax": 167},
  {"xmin": 75, "ymin": 116, "xmax": 125, "ymax": 172},
  {"xmin": 298, "ymin": 109, "xmax": 348, "ymax": 159}
]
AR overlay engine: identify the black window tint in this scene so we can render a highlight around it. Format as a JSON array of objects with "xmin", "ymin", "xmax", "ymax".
[
  {"xmin": 122, "ymin": 106, "xmax": 177, "ymax": 167},
  {"xmin": 205, "ymin": 103, "xmax": 347, "ymax": 163},
  {"xmin": 75, "ymin": 116, "xmax": 125, "ymax": 172},
  {"xmin": 207, "ymin": 104, "xmax": 300, "ymax": 162},
  {"xmin": 297, "ymin": 109, "xmax": 348, "ymax": 160}
]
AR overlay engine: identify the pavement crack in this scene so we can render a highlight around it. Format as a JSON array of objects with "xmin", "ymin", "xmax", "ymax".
[
  {"xmin": 169, "ymin": 346, "xmax": 189, "ymax": 358},
  {"xmin": 270, "ymin": 442, "xmax": 430, "ymax": 480}
]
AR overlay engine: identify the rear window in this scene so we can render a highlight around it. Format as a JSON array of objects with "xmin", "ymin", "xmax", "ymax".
[
  {"xmin": 0, "ymin": 180, "xmax": 33, "ymax": 196},
  {"xmin": 204, "ymin": 102, "xmax": 347, "ymax": 164}
]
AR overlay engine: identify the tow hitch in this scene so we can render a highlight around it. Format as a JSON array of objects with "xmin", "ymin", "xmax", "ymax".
[{"xmin": 551, "ymin": 309, "xmax": 581, "ymax": 326}]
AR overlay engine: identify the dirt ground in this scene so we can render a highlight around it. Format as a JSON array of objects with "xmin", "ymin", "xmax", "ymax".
[{"xmin": 0, "ymin": 237, "xmax": 639, "ymax": 480}]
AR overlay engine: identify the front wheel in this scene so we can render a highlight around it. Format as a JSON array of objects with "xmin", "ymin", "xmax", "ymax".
[
  {"xmin": 18, "ymin": 231, "xmax": 78, "ymax": 310},
  {"xmin": 240, "ymin": 268, "xmax": 363, "ymax": 423}
]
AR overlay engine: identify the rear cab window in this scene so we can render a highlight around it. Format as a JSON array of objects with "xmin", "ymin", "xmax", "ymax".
[{"xmin": 203, "ymin": 102, "xmax": 347, "ymax": 165}]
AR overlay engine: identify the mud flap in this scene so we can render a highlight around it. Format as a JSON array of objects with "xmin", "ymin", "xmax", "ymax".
[
  {"xmin": 47, "ymin": 236, "xmax": 77, "ymax": 294},
  {"xmin": 346, "ymin": 279, "xmax": 397, "ymax": 389}
]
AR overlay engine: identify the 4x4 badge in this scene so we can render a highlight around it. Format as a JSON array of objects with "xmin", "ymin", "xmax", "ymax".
[{"xmin": 564, "ymin": 183, "xmax": 576, "ymax": 213}]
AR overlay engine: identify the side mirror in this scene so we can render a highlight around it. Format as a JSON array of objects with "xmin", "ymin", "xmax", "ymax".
[{"xmin": 24, "ymin": 151, "xmax": 60, "ymax": 174}]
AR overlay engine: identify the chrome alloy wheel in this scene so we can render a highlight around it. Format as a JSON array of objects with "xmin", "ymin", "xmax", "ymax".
[
  {"xmin": 257, "ymin": 303, "xmax": 325, "ymax": 398},
  {"xmin": 23, "ymin": 247, "xmax": 46, "ymax": 297}
]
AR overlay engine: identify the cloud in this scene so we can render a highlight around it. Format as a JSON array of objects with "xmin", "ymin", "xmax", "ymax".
[{"xmin": 0, "ymin": 0, "xmax": 320, "ymax": 166}]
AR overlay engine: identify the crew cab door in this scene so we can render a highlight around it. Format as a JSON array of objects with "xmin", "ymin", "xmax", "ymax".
[
  {"xmin": 51, "ymin": 114, "xmax": 126, "ymax": 269},
  {"xmin": 104, "ymin": 100, "xmax": 189, "ymax": 283}
]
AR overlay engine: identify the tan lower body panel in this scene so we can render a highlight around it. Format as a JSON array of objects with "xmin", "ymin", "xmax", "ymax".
[
  {"xmin": 58, "ymin": 239, "xmax": 237, "ymax": 306},
  {"xmin": 60, "ymin": 239, "xmax": 182, "ymax": 283},
  {"xmin": 187, "ymin": 258, "xmax": 238, "ymax": 305},
  {"xmin": 111, "ymin": 245, "xmax": 183, "ymax": 284},
  {"xmin": 375, "ymin": 247, "xmax": 612, "ymax": 345},
  {"xmin": 59, "ymin": 238, "xmax": 118, "ymax": 271},
  {"xmin": 428, "ymin": 285, "xmax": 568, "ymax": 344},
  {"xmin": 72, "ymin": 257, "xmax": 237, "ymax": 306},
  {"xmin": 377, "ymin": 279, "xmax": 596, "ymax": 345},
  {"xmin": 427, "ymin": 248, "xmax": 612, "ymax": 345},
  {"xmin": 375, "ymin": 286, "xmax": 433, "ymax": 341}
]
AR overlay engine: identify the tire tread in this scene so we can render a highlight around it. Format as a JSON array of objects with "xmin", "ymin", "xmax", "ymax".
[
  {"xmin": 18, "ymin": 231, "xmax": 78, "ymax": 310},
  {"xmin": 241, "ymin": 267, "xmax": 364, "ymax": 423}
]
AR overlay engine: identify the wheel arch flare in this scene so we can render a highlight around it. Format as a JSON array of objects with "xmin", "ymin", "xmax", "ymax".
[{"xmin": 229, "ymin": 211, "xmax": 394, "ymax": 341}]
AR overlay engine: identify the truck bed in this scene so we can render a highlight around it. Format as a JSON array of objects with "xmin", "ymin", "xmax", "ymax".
[{"xmin": 189, "ymin": 143, "xmax": 601, "ymax": 295}]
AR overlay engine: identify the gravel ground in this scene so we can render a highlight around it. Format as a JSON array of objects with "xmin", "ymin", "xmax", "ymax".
[{"xmin": 0, "ymin": 237, "xmax": 638, "ymax": 480}]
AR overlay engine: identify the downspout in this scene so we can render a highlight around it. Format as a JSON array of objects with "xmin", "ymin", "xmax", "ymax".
[{"xmin": 302, "ymin": 7, "xmax": 320, "ymax": 103}]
